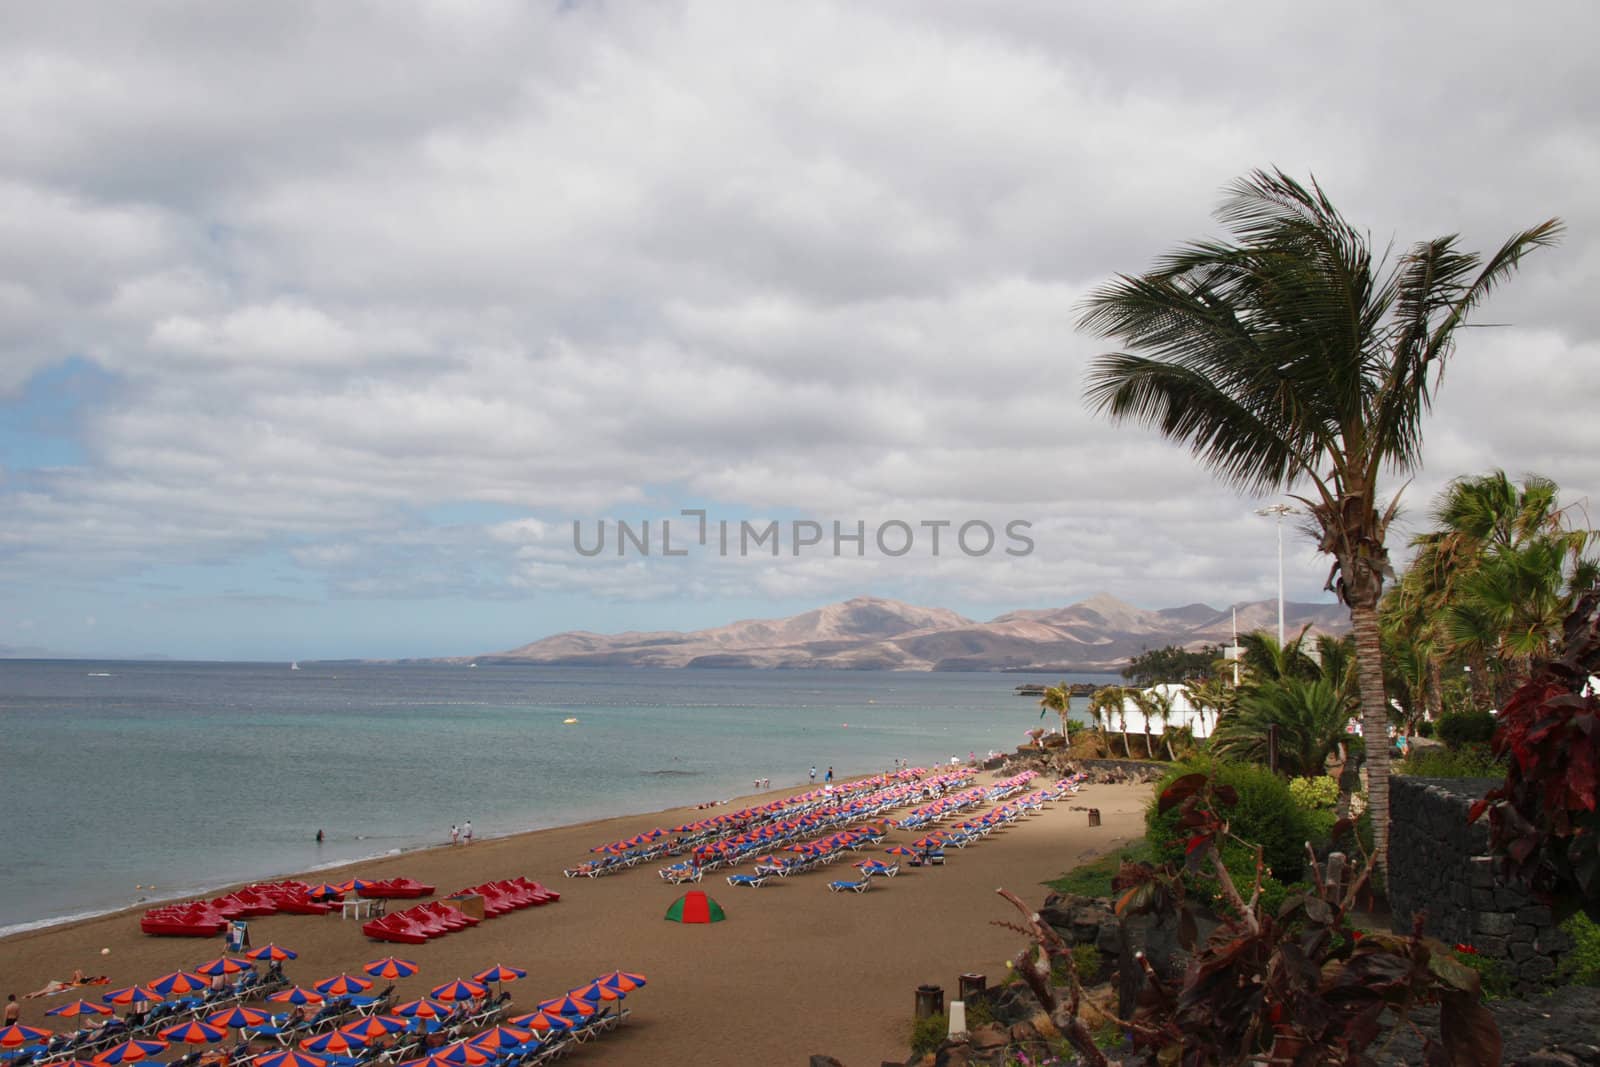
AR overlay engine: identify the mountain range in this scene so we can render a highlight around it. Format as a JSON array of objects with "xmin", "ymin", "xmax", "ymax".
[{"xmin": 469, "ymin": 593, "xmax": 1350, "ymax": 672}]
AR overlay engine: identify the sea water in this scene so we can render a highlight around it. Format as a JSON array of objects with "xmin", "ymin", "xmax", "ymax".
[{"xmin": 0, "ymin": 660, "xmax": 1108, "ymax": 933}]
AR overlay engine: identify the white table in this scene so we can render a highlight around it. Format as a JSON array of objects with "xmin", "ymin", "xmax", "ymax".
[{"xmin": 340, "ymin": 898, "xmax": 376, "ymax": 920}]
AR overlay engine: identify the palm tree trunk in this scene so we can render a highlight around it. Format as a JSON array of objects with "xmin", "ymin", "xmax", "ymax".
[{"xmin": 1350, "ymin": 600, "xmax": 1391, "ymax": 874}]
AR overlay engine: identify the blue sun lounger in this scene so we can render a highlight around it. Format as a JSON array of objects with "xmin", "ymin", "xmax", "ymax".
[{"xmin": 827, "ymin": 877, "xmax": 872, "ymax": 894}]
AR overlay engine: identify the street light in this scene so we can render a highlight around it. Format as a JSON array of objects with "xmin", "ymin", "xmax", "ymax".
[{"xmin": 1255, "ymin": 504, "xmax": 1300, "ymax": 646}]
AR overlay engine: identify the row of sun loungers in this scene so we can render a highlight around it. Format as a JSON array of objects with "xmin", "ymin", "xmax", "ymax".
[{"xmin": 361, "ymin": 879, "xmax": 558, "ymax": 944}]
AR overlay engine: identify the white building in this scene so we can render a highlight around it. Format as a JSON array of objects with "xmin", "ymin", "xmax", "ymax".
[{"xmin": 1109, "ymin": 683, "xmax": 1218, "ymax": 740}]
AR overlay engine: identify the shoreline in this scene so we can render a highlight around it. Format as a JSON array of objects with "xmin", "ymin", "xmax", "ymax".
[{"xmin": 3, "ymin": 767, "xmax": 1154, "ymax": 1066}]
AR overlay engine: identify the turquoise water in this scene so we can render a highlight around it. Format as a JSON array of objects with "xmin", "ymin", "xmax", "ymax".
[{"xmin": 0, "ymin": 661, "xmax": 1107, "ymax": 933}]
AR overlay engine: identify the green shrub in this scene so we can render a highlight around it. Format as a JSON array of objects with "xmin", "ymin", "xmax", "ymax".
[
  {"xmin": 1147, "ymin": 759, "xmax": 1312, "ymax": 882},
  {"xmin": 1560, "ymin": 912, "xmax": 1600, "ymax": 986},
  {"xmin": 1398, "ymin": 743, "xmax": 1503, "ymax": 778},
  {"xmin": 1288, "ymin": 775, "xmax": 1339, "ymax": 810},
  {"xmin": 963, "ymin": 997, "xmax": 996, "ymax": 1028},
  {"xmin": 1416, "ymin": 720, "xmax": 1435, "ymax": 738},
  {"xmin": 909, "ymin": 1013, "xmax": 947, "ymax": 1057},
  {"xmin": 1045, "ymin": 840, "xmax": 1156, "ymax": 898},
  {"xmin": 1452, "ymin": 946, "xmax": 1512, "ymax": 999},
  {"xmin": 1437, "ymin": 710, "xmax": 1497, "ymax": 749}
]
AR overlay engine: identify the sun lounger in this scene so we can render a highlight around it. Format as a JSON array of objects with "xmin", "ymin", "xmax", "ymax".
[
  {"xmin": 827, "ymin": 877, "xmax": 872, "ymax": 894},
  {"xmin": 725, "ymin": 874, "xmax": 767, "ymax": 888}
]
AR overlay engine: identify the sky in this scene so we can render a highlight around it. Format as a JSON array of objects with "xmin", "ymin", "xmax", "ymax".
[{"xmin": 2, "ymin": 1, "xmax": 1598, "ymax": 661}]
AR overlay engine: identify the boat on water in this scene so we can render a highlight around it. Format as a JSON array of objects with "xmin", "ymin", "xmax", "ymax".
[
  {"xmin": 563, "ymin": 717, "xmax": 579, "ymax": 724},
  {"xmin": 290, "ymin": 661, "xmax": 300, "ymax": 670}
]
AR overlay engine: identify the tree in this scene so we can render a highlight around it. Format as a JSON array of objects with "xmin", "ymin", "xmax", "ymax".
[
  {"xmin": 1122, "ymin": 644, "xmax": 1222, "ymax": 685},
  {"xmin": 1212, "ymin": 675, "xmax": 1356, "ymax": 778},
  {"xmin": 1080, "ymin": 168, "xmax": 1560, "ymax": 869},
  {"xmin": 1037, "ymin": 683, "xmax": 1074, "ymax": 740},
  {"xmin": 1089, "ymin": 685, "xmax": 1130, "ymax": 757},
  {"xmin": 1135, "ymin": 686, "xmax": 1179, "ymax": 760}
]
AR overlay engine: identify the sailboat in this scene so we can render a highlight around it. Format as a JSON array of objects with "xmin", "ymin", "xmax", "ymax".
[{"xmin": 290, "ymin": 661, "xmax": 301, "ymax": 671}]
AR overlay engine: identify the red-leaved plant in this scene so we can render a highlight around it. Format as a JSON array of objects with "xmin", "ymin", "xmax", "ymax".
[
  {"xmin": 998, "ymin": 770, "xmax": 1500, "ymax": 1066},
  {"xmin": 1469, "ymin": 589, "xmax": 1600, "ymax": 922}
]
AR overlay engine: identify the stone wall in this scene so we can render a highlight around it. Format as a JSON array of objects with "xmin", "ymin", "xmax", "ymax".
[{"xmin": 1388, "ymin": 776, "xmax": 1572, "ymax": 992}]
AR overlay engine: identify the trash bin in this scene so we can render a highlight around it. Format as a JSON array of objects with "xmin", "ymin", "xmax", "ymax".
[
  {"xmin": 914, "ymin": 984, "xmax": 944, "ymax": 1019},
  {"xmin": 958, "ymin": 973, "xmax": 986, "ymax": 1002},
  {"xmin": 1087, "ymin": 808, "xmax": 1101, "ymax": 827}
]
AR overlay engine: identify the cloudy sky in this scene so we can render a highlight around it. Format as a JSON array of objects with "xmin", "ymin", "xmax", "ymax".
[{"xmin": 3, "ymin": 1, "xmax": 1598, "ymax": 660}]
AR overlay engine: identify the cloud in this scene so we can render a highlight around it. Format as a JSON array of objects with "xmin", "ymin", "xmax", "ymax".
[{"xmin": 2, "ymin": 1, "xmax": 1598, "ymax": 655}]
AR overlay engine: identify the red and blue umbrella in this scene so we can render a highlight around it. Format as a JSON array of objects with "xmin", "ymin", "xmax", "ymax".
[
  {"xmin": 206, "ymin": 1007, "xmax": 269, "ymax": 1029},
  {"xmin": 158, "ymin": 1022, "xmax": 227, "ymax": 1046},
  {"xmin": 149, "ymin": 972, "xmax": 211, "ymax": 997},
  {"xmin": 429, "ymin": 1043, "xmax": 488, "ymax": 1066},
  {"xmin": 534, "ymin": 995, "xmax": 594, "ymax": 1018},
  {"xmin": 596, "ymin": 970, "xmax": 648, "ymax": 992},
  {"xmin": 471, "ymin": 964, "xmax": 524, "ymax": 985},
  {"xmin": 313, "ymin": 974, "xmax": 372, "ymax": 997},
  {"xmin": 91, "ymin": 1039, "xmax": 169, "ymax": 1066},
  {"xmin": 253, "ymin": 1051, "xmax": 329, "ymax": 1067},
  {"xmin": 305, "ymin": 884, "xmax": 343, "ymax": 900},
  {"xmin": 337, "ymin": 1017, "xmax": 407, "ymax": 1041},
  {"xmin": 244, "ymin": 944, "xmax": 298, "ymax": 963},
  {"xmin": 506, "ymin": 1012, "xmax": 571, "ymax": 1034},
  {"xmin": 362, "ymin": 957, "xmax": 418, "ymax": 980},
  {"xmin": 194, "ymin": 958, "xmax": 252, "ymax": 978},
  {"xmin": 101, "ymin": 986, "xmax": 162, "ymax": 1007},
  {"xmin": 0, "ymin": 1026, "xmax": 51, "ymax": 1049},
  {"xmin": 46, "ymin": 1001, "xmax": 112, "ymax": 1020},
  {"xmin": 427, "ymin": 980, "xmax": 486, "ymax": 1003},
  {"xmin": 392, "ymin": 999, "xmax": 447, "ymax": 1019},
  {"xmin": 268, "ymin": 987, "xmax": 324, "ymax": 1006},
  {"xmin": 465, "ymin": 1027, "xmax": 533, "ymax": 1052},
  {"xmin": 568, "ymin": 981, "xmax": 621, "ymax": 1003},
  {"xmin": 298, "ymin": 1033, "xmax": 364, "ymax": 1055}
]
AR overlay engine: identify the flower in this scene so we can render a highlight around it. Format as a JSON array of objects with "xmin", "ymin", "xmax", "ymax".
[{"xmin": 1454, "ymin": 943, "xmax": 1478, "ymax": 955}]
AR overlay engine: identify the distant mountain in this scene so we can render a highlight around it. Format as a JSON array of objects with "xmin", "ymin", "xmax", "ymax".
[{"xmin": 469, "ymin": 593, "xmax": 1349, "ymax": 672}]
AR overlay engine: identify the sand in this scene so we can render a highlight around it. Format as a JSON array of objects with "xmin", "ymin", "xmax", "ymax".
[{"xmin": 1, "ymin": 774, "xmax": 1151, "ymax": 1066}]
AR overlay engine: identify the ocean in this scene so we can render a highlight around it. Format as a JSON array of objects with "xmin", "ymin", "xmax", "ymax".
[{"xmin": 0, "ymin": 660, "xmax": 1109, "ymax": 934}]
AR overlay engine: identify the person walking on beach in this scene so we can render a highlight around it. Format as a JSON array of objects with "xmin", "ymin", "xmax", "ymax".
[
  {"xmin": 450, "ymin": 825, "xmax": 459, "ymax": 846},
  {"xmin": 825, "ymin": 766, "xmax": 833, "ymax": 783},
  {"xmin": 463, "ymin": 820, "xmax": 473, "ymax": 844},
  {"xmin": 810, "ymin": 766, "xmax": 817, "ymax": 784},
  {"xmin": 5, "ymin": 995, "xmax": 19, "ymax": 1024}
]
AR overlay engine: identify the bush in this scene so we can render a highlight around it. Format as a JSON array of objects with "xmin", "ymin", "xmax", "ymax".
[
  {"xmin": 1148, "ymin": 759, "xmax": 1312, "ymax": 882},
  {"xmin": 1046, "ymin": 840, "xmax": 1156, "ymax": 898},
  {"xmin": 1288, "ymin": 775, "xmax": 1339, "ymax": 810},
  {"xmin": 909, "ymin": 1013, "xmax": 947, "ymax": 1057},
  {"xmin": 1452, "ymin": 945, "xmax": 1512, "ymax": 999},
  {"xmin": 1437, "ymin": 710, "xmax": 1496, "ymax": 749},
  {"xmin": 1417, "ymin": 720, "xmax": 1435, "ymax": 738},
  {"xmin": 1560, "ymin": 912, "xmax": 1600, "ymax": 986},
  {"xmin": 1398, "ymin": 743, "xmax": 1502, "ymax": 778}
]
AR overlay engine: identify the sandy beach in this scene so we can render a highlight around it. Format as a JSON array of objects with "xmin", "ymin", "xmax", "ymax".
[{"xmin": 1, "ymin": 773, "xmax": 1151, "ymax": 1066}]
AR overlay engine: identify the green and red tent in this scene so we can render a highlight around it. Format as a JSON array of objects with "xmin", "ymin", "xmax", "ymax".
[{"xmin": 663, "ymin": 890, "xmax": 725, "ymax": 924}]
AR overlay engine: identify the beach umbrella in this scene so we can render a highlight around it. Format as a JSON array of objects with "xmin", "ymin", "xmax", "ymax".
[
  {"xmin": 0, "ymin": 1026, "xmax": 51, "ymax": 1049},
  {"xmin": 362, "ymin": 958, "xmax": 418, "ymax": 980},
  {"xmin": 533, "ymin": 996, "xmax": 594, "ymax": 1019},
  {"xmin": 299, "ymin": 1033, "xmax": 365, "ymax": 1055},
  {"xmin": 397, "ymin": 1053, "xmax": 485, "ymax": 1067},
  {"xmin": 244, "ymin": 944, "xmax": 298, "ymax": 963},
  {"xmin": 313, "ymin": 974, "xmax": 372, "ymax": 997},
  {"xmin": 470, "ymin": 965, "xmax": 524, "ymax": 985},
  {"xmin": 91, "ymin": 1039, "xmax": 169, "ymax": 1066},
  {"xmin": 101, "ymin": 986, "xmax": 162, "ymax": 1007},
  {"xmin": 663, "ymin": 890, "xmax": 725, "ymax": 924},
  {"xmin": 305, "ymin": 884, "xmax": 342, "ymax": 900},
  {"xmin": 333, "ymin": 879, "xmax": 372, "ymax": 895},
  {"xmin": 568, "ymin": 981, "xmax": 621, "ymax": 1003},
  {"xmin": 429, "ymin": 1043, "xmax": 489, "ymax": 1066},
  {"xmin": 148, "ymin": 972, "xmax": 211, "ymax": 997},
  {"xmin": 253, "ymin": 1051, "xmax": 329, "ymax": 1067},
  {"xmin": 465, "ymin": 1026, "xmax": 533, "ymax": 1052},
  {"xmin": 337, "ymin": 1017, "xmax": 407, "ymax": 1042},
  {"xmin": 426, "ymin": 980, "xmax": 486, "ymax": 1003},
  {"xmin": 506, "ymin": 1012, "xmax": 571, "ymax": 1035},
  {"xmin": 194, "ymin": 958, "xmax": 252, "ymax": 978},
  {"xmin": 595, "ymin": 970, "xmax": 648, "ymax": 992},
  {"xmin": 158, "ymin": 1022, "xmax": 227, "ymax": 1046},
  {"xmin": 392, "ymin": 999, "xmax": 448, "ymax": 1019},
  {"xmin": 268, "ymin": 987, "xmax": 324, "ymax": 1006},
  {"xmin": 46, "ymin": 1001, "xmax": 112, "ymax": 1020},
  {"xmin": 207, "ymin": 1007, "xmax": 270, "ymax": 1029},
  {"xmin": 883, "ymin": 845, "xmax": 917, "ymax": 857}
]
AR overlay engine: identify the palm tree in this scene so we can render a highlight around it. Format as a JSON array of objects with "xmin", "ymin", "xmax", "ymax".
[
  {"xmin": 1212, "ymin": 675, "xmax": 1355, "ymax": 778},
  {"xmin": 1136, "ymin": 687, "xmax": 1179, "ymax": 760},
  {"xmin": 1088, "ymin": 685, "xmax": 1126, "ymax": 756},
  {"xmin": 1037, "ymin": 683, "xmax": 1075, "ymax": 743},
  {"xmin": 1080, "ymin": 169, "xmax": 1560, "ymax": 869}
]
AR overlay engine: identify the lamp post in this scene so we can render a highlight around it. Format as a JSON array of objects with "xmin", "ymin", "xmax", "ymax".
[{"xmin": 1255, "ymin": 504, "xmax": 1300, "ymax": 646}]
